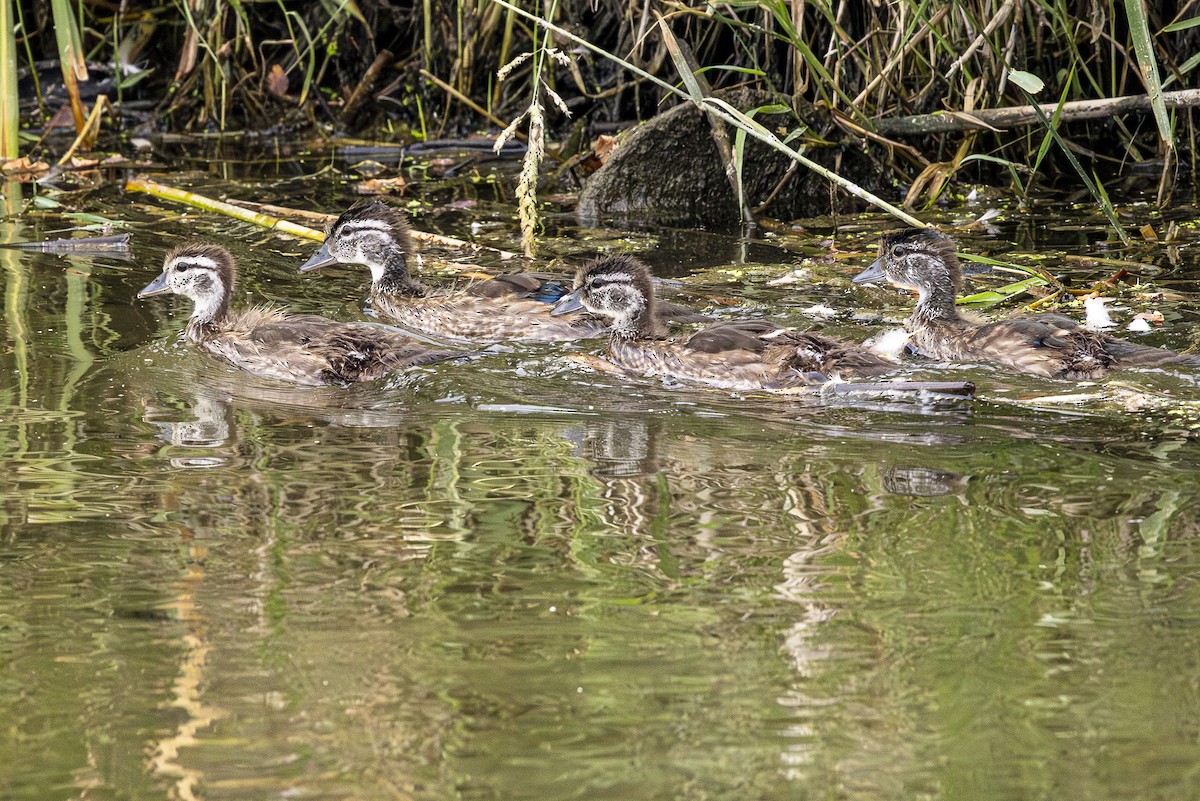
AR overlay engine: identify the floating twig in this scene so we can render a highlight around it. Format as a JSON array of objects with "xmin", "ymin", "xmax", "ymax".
[
  {"xmin": 0, "ymin": 233, "xmax": 131, "ymax": 253},
  {"xmin": 224, "ymin": 198, "xmax": 338, "ymax": 224}
]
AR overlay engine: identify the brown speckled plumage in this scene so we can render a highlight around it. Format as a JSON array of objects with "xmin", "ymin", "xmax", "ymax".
[
  {"xmin": 856, "ymin": 228, "xmax": 1200, "ymax": 380},
  {"xmin": 557, "ymin": 256, "xmax": 894, "ymax": 390},
  {"xmin": 300, "ymin": 202, "xmax": 706, "ymax": 344},
  {"xmin": 139, "ymin": 243, "xmax": 459, "ymax": 386}
]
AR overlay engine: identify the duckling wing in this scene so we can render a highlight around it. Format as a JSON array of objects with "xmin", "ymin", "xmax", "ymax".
[
  {"xmin": 683, "ymin": 321, "xmax": 775, "ymax": 354},
  {"xmin": 208, "ymin": 314, "xmax": 458, "ymax": 386},
  {"xmin": 465, "ymin": 272, "xmax": 569, "ymax": 303},
  {"xmin": 655, "ymin": 300, "xmax": 711, "ymax": 325},
  {"xmin": 965, "ymin": 318, "xmax": 1112, "ymax": 378},
  {"xmin": 318, "ymin": 326, "xmax": 460, "ymax": 383},
  {"xmin": 770, "ymin": 332, "xmax": 895, "ymax": 382}
]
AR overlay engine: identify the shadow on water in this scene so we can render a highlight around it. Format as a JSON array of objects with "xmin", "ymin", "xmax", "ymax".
[{"xmin": 3, "ymin": 164, "xmax": 1200, "ymax": 800}]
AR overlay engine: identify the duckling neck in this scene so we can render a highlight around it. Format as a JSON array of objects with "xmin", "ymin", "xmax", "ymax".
[
  {"xmin": 372, "ymin": 250, "xmax": 427, "ymax": 297},
  {"xmin": 610, "ymin": 301, "xmax": 666, "ymax": 341},
  {"xmin": 185, "ymin": 289, "xmax": 231, "ymax": 340},
  {"xmin": 911, "ymin": 284, "xmax": 963, "ymax": 328}
]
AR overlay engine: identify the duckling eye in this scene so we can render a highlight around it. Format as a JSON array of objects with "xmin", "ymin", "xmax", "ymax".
[
  {"xmin": 175, "ymin": 263, "xmax": 189, "ymax": 272},
  {"xmin": 590, "ymin": 278, "xmax": 606, "ymax": 289},
  {"xmin": 891, "ymin": 245, "xmax": 907, "ymax": 258}
]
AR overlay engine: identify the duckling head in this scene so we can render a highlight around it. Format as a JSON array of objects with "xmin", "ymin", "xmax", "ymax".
[
  {"xmin": 299, "ymin": 200, "xmax": 420, "ymax": 294},
  {"xmin": 139, "ymin": 243, "xmax": 236, "ymax": 331},
  {"xmin": 853, "ymin": 228, "xmax": 961, "ymax": 316},
  {"xmin": 552, "ymin": 255, "xmax": 660, "ymax": 339}
]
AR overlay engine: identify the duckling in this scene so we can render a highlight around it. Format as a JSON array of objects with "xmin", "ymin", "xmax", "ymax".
[
  {"xmin": 551, "ymin": 255, "xmax": 896, "ymax": 391},
  {"xmin": 853, "ymin": 228, "xmax": 1200, "ymax": 379},
  {"xmin": 138, "ymin": 243, "xmax": 461, "ymax": 387},
  {"xmin": 298, "ymin": 201, "xmax": 706, "ymax": 343}
]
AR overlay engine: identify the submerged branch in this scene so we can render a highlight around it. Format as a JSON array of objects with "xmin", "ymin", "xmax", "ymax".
[{"xmin": 877, "ymin": 89, "xmax": 1200, "ymax": 135}]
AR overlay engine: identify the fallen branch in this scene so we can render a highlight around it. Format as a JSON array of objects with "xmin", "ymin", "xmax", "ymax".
[
  {"xmin": 126, "ymin": 179, "xmax": 521, "ymax": 260},
  {"xmin": 126, "ymin": 178, "xmax": 325, "ymax": 240},
  {"xmin": 341, "ymin": 49, "xmax": 395, "ymax": 127},
  {"xmin": 876, "ymin": 89, "xmax": 1200, "ymax": 135}
]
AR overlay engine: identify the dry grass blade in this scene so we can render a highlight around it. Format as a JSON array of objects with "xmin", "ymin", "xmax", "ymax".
[{"xmin": 50, "ymin": 0, "xmax": 90, "ymax": 136}]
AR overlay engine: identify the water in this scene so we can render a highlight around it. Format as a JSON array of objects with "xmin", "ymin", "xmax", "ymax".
[{"xmin": 3, "ymin": 163, "xmax": 1200, "ymax": 800}]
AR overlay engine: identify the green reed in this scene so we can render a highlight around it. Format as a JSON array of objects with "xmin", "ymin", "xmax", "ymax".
[{"xmin": 0, "ymin": 0, "xmax": 18, "ymax": 159}]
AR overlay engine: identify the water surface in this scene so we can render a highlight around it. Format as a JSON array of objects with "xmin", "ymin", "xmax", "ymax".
[{"xmin": 3, "ymin": 162, "xmax": 1200, "ymax": 800}]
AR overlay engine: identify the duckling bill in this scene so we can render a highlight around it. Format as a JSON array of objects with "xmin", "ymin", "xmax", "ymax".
[
  {"xmin": 299, "ymin": 200, "xmax": 706, "ymax": 343},
  {"xmin": 139, "ymin": 243, "xmax": 461, "ymax": 387},
  {"xmin": 853, "ymin": 228, "xmax": 1200, "ymax": 379},
  {"xmin": 552, "ymin": 255, "xmax": 898, "ymax": 392}
]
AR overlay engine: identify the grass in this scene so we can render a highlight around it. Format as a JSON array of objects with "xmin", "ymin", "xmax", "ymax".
[
  {"xmin": 4, "ymin": 1, "xmax": 1196, "ymax": 234},
  {"xmin": 0, "ymin": 0, "xmax": 18, "ymax": 160}
]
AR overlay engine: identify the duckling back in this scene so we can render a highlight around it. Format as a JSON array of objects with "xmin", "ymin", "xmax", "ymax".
[
  {"xmin": 203, "ymin": 309, "xmax": 460, "ymax": 386},
  {"xmin": 951, "ymin": 314, "xmax": 1200, "ymax": 380},
  {"xmin": 605, "ymin": 321, "xmax": 895, "ymax": 390}
]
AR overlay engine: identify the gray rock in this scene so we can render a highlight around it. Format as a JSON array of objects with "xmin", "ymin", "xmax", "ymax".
[{"xmin": 577, "ymin": 90, "xmax": 889, "ymax": 227}]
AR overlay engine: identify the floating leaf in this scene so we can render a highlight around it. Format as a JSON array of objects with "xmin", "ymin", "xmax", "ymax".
[{"xmin": 958, "ymin": 275, "xmax": 1050, "ymax": 307}]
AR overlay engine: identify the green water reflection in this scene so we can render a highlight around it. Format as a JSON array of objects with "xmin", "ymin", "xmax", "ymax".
[{"xmin": 2, "ymin": 184, "xmax": 1200, "ymax": 801}]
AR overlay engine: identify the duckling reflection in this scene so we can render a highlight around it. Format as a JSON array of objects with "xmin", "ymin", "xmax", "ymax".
[
  {"xmin": 143, "ymin": 395, "xmax": 232, "ymax": 449},
  {"xmin": 882, "ymin": 466, "xmax": 969, "ymax": 497},
  {"xmin": 578, "ymin": 416, "xmax": 659, "ymax": 478}
]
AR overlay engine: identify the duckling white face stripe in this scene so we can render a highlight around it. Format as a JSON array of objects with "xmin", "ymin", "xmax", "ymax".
[
  {"xmin": 594, "ymin": 272, "xmax": 634, "ymax": 284},
  {"xmin": 169, "ymin": 255, "xmax": 222, "ymax": 271},
  {"xmin": 340, "ymin": 220, "xmax": 394, "ymax": 233}
]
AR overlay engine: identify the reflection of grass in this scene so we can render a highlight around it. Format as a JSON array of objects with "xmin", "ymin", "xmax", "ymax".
[{"xmin": 1, "ymin": 208, "xmax": 28, "ymax": 424}]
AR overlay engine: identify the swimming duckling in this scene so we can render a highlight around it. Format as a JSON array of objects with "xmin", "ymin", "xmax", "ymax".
[
  {"xmin": 853, "ymin": 228, "xmax": 1200, "ymax": 379},
  {"xmin": 551, "ymin": 255, "xmax": 896, "ymax": 391},
  {"xmin": 298, "ymin": 201, "xmax": 706, "ymax": 343},
  {"xmin": 138, "ymin": 243, "xmax": 460, "ymax": 387}
]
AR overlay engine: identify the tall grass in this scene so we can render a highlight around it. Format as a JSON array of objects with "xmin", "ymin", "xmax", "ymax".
[
  {"xmin": 7, "ymin": 0, "xmax": 1196, "ymax": 226},
  {"xmin": 0, "ymin": 0, "xmax": 18, "ymax": 160}
]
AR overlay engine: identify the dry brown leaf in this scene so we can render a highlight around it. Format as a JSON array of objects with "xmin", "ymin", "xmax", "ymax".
[
  {"xmin": 2, "ymin": 157, "xmax": 50, "ymax": 177},
  {"xmin": 592, "ymin": 134, "xmax": 617, "ymax": 162},
  {"xmin": 67, "ymin": 156, "xmax": 100, "ymax": 169},
  {"xmin": 1140, "ymin": 223, "xmax": 1159, "ymax": 241},
  {"xmin": 45, "ymin": 105, "xmax": 75, "ymax": 133},
  {"xmin": 267, "ymin": 64, "xmax": 289, "ymax": 98},
  {"xmin": 355, "ymin": 176, "xmax": 407, "ymax": 195}
]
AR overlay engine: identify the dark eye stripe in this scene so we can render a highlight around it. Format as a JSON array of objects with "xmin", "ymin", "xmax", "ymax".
[{"xmin": 173, "ymin": 259, "xmax": 216, "ymax": 272}]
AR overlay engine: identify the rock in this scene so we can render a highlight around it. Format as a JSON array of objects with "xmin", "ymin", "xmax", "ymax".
[{"xmin": 577, "ymin": 89, "xmax": 889, "ymax": 227}]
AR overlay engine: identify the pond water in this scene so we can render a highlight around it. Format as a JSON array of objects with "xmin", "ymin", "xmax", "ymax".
[{"xmin": 3, "ymin": 152, "xmax": 1200, "ymax": 801}]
